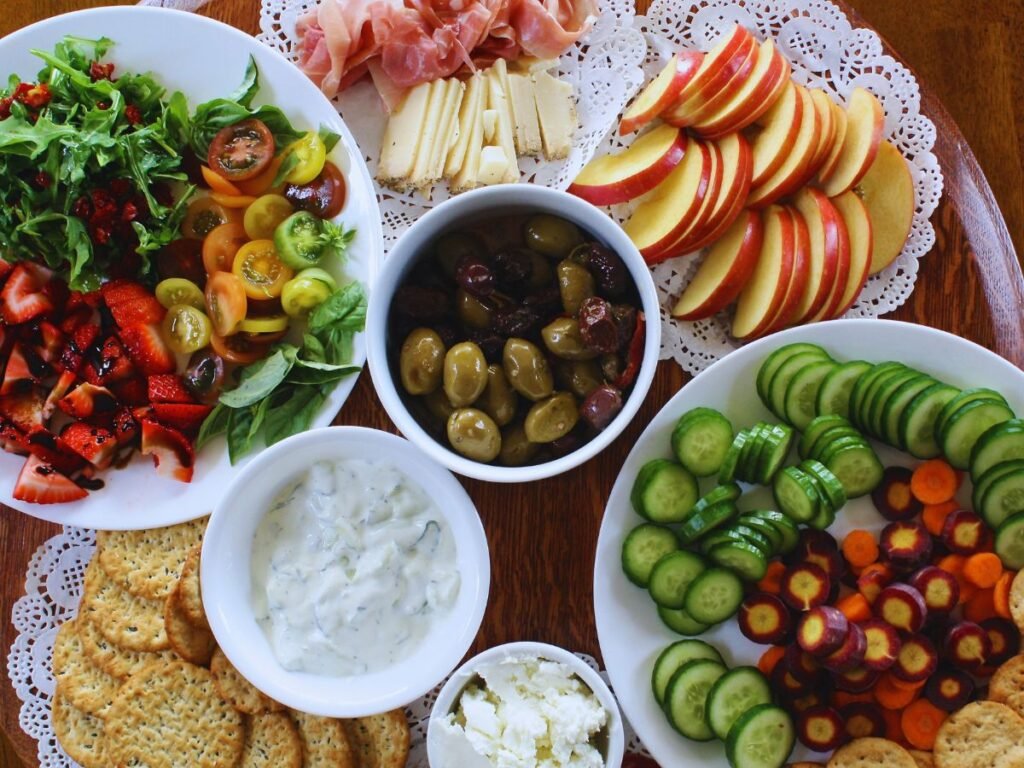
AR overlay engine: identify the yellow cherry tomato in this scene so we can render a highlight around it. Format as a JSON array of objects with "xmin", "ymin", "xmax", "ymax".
[
  {"xmin": 238, "ymin": 314, "xmax": 290, "ymax": 334},
  {"xmin": 232, "ymin": 240, "xmax": 294, "ymax": 300},
  {"xmin": 281, "ymin": 271, "xmax": 334, "ymax": 317},
  {"xmin": 161, "ymin": 304, "xmax": 212, "ymax": 354},
  {"xmin": 283, "ymin": 132, "xmax": 327, "ymax": 186},
  {"xmin": 243, "ymin": 194, "xmax": 294, "ymax": 241},
  {"xmin": 155, "ymin": 278, "xmax": 205, "ymax": 311}
]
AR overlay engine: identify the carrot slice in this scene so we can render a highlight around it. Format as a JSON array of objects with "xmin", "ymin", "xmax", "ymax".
[
  {"xmin": 901, "ymin": 698, "xmax": 947, "ymax": 750},
  {"xmin": 922, "ymin": 500, "xmax": 959, "ymax": 536},
  {"xmin": 937, "ymin": 553, "xmax": 972, "ymax": 603},
  {"xmin": 833, "ymin": 691, "xmax": 875, "ymax": 708},
  {"xmin": 842, "ymin": 529, "xmax": 880, "ymax": 568},
  {"xmin": 758, "ymin": 645, "xmax": 786, "ymax": 676},
  {"xmin": 964, "ymin": 587, "xmax": 997, "ymax": 623},
  {"xmin": 994, "ymin": 571, "xmax": 1015, "ymax": 618},
  {"xmin": 837, "ymin": 592, "xmax": 872, "ymax": 623},
  {"xmin": 757, "ymin": 561, "xmax": 787, "ymax": 595},
  {"xmin": 882, "ymin": 707, "xmax": 903, "ymax": 742},
  {"xmin": 875, "ymin": 673, "xmax": 920, "ymax": 709},
  {"xmin": 201, "ymin": 165, "xmax": 243, "ymax": 196},
  {"xmin": 910, "ymin": 458, "xmax": 960, "ymax": 504},
  {"xmin": 888, "ymin": 673, "xmax": 927, "ymax": 692},
  {"xmin": 963, "ymin": 552, "xmax": 1003, "ymax": 588}
]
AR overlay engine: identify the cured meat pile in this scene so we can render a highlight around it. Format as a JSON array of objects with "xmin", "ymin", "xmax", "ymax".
[{"xmin": 296, "ymin": 0, "xmax": 598, "ymax": 102}]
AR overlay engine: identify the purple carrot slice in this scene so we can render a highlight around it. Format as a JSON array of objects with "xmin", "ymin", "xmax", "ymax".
[
  {"xmin": 880, "ymin": 520, "xmax": 933, "ymax": 570},
  {"xmin": 892, "ymin": 634, "xmax": 939, "ymax": 683},
  {"xmin": 798, "ymin": 605, "xmax": 850, "ymax": 657},
  {"xmin": 784, "ymin": 643, "xmax": 824, "ymax": 684},
  {"xmin": 941, "ymin": 510, "xmax": 988, "ymax": 555},
  {"xmin": 871, "ymin": 466, "xmax": 923, "ymax": 521},
  {"xmin": 861, "ymin": 619, "xmax": 902, "ymax": 671},
  {"xmin": 908, "ymin": 565, "xmax": 960, "ymax": 615},
  {"xmin": 943, "ymin": 620, "xmax": 991, "ymax": 671},
  {"xmin": 839, "ymin": 702, "xmax": 887, "ymax": 739},
  {"xmin": 875, "ymin": 583, "xmax": 928, "ymax": 633},
  {"xmin": 797, "ymin": 705, "xmax": 847, "ymax": 752},
  {"xmin": 772, "ymin": 661, "xmax": 815, "ymax": 698},
  {"xmin": 823, "ymin": 621, "xmax": 867, "ymax": 673},
  {"xmin": 781, "ymin": 562, "xmax": 832, "ymax": 612},
  {"xmin": 857, "ymin": 565, "xmax": 894, "ymax": 604},
  {"xmin": 980, "ymin": 617, "xmax": 1021, "ymax": 667},
  {"xmin": 739, "ymin": 592, "xmax": 793, "ymax": 645},
  {"xmin": 833, "ymin": 664, "xmax": 880, "ymax": 693},
  {"xmin": 925, "ymin": 667, "xmax": 975, "ymax": 711}
]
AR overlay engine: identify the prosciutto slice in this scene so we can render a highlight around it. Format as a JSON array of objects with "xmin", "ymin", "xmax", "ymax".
[{"xmin": 296, "ymin": 0, "xmax": 598, "ymax": 101}]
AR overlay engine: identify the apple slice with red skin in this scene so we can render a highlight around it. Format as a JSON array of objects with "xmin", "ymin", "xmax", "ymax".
[
  {"xmin": 732, "ymin": 204, "xmax": 796, "ymax": 339},
  {"xmin": 761, "ymin": 206, "xmax": 810, "ymax": 334},
  {"xmin": 661, "ymin": 25, "xmax": 753, "ymax": 126},
  {"xmin": 747, "ymin": 84, "xmax": 823, "ymax": 208},
  {"xmin": 623, "ymin": 136, "xmax": 713, "ymax": 262},
  {"xmin": 648, "ymin": 137, "xmax": 725, "ymax": 261},
  {"xmin": 827, "ymin": 190, "xmax": 873, "ymax": 318},
  {"xmin": 672, "ymin": 210, "xmax": 763, "ymax": 320},
  {"xmin": 808, "ymin": 193, "xmax": 852, "ymax": 322},
  {"xmin": 696, "ymin": 39, "xmax": 791, "ymax": 138},
  {"xmin": 569, "ymin": 125, "xmax": 687, "ymax": 205},
  {"xmin": 749, "ymin": 80, "xmax": 803, "ymax": 186},
  {"xmin": 791, "ymin": 188, "xmax": 842, "ymax": 324},
  {"xmin": 856, "ymin": 140, "xmax": 915, "ymax": 274},
  {"xmin": 819, "ymin": 86, "xmax": 885, "ymax": 196},
  {"xmin": 817, "ymin": 99, "xmax": 848, "ymax": 181},
  {"xmin": 684, "ymin": 33, "xmax": 761, "ymax": 127},
  {"xmin": 682, "ymin": 132, "xmax": 754, "ymax": 253},
  {"xmin": 618, "ymin": 51, "xmax": 704, "ymax": 135},
  {"xmin": 805, "ymin": 88, "xmax": 838, "ymax": 180}
]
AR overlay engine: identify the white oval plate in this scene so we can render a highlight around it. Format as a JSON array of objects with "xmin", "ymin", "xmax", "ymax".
[
  {"xmin": 594, "ymin": 319, "xmax": 1024, "ymax": 766},
  {"xmin": 0, "ymin": 7, "xmax": 382, "ymax": 530}
]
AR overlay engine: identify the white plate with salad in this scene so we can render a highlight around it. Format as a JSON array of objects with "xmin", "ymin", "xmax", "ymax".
[
  {"xmin": 0, "ymin": 7, "xmax": 382, "ymax": 529},
  {"xmin": 593, "ymin": 319, "xmax": 1024, "ymax": 768}
]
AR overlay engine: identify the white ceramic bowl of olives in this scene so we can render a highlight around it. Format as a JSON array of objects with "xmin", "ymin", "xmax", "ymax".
[{"xmin": 366, "ymin": 185, "xmax": 661, "ymax": 483}]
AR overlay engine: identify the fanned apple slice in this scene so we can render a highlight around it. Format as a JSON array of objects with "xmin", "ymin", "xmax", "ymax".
[
  {"xmin": 747, "ymin": 85, "xmax": 823, "ymax": 209},
  {"xmin": 749, "ymin": 81, "xmax": 803, "ymax": 186},
  {"xmin": 672, "ymin": 210, "xmax": 763, "ymax": 320},
  {"xmin": 857, "ymin": 140, "xmax": 915, "ymax": 274},
  {"xmin": 661, "ymin": 25, "xmax": 753, "ymax": 126},
  {"xmin": 819, "ymin": 87, "xmax": 885, "ymax": 196},
  {"xmin": 829, "ymin": 191, "xmax": 873, "ymax": 317},
  {"xmin": 684, "ymin": 132, "xmax": 754, "ymax": 253},
  {"xmin": 732, "ymin": 205, "xmax": 796, "ymax": 339},
  {"xmin": 623, "ymin": 137, "xmax": 713, "ymax": 262},
  {"xmin": 763, "ymin": 206, "xmax": 811, "ymax": 334},
  {"xmin": 808, "ymin": 194, "xmax": 852, "ymax": 322},
  {"xmin": 649, "ymin": 139, "xmax": 724, "ymax": 261},
  {"xmin": 684, "ymin": 34, "xmax": 761, "ymax": 126},
  {"xmin": 791, "ymin": 188, "xmax": 842, "ymax": 324},
  {"xmin": 694, "ymin": 39, "xmax": 788, "ymax": 138},
  {"xmin": 619, "ymin": 52, "xmax": 703, "ymax": 135},
  {"xmin": 569, "ymin": 125, "xmax": 686, "ymax": 205},
  {"xmin": 817, "ymin": 99, "xmax": 848, "ymax": 181},
  {"xmin": 806, "ymin": 89, "xmax": 837, "ymax": 178}
]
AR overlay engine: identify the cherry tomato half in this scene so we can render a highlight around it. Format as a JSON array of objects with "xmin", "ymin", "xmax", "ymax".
[
  {"xmin": 181, "ymin": 197, "xmax": 237, "ymax": 239},
  {"xmin": 202, "ymin": 222, "xmax": 248, "ymax": 275},
  {"xmin": 239, "ymin": 314, "xmax": 289, "ymax": 334},
  {"xmin": 155, "ymin": 278, "xmax": 205, "ymax": 310},
  {"xmin": 283, "ymin": 131, "xmax": 327, "ymax": 186},
  {"xmin": 284, "ymin": 161, "xmax": 346, "ymax": 220},
  {"xmin": 243, "ymin": 194, "xmax": 294, "ymax": 240},
  {"xmin": 235, "ymin": 155, "xmax": 284, "ymax": 197},
  {"xmin": 200, "ymin": 165, "xmax": 242, "ymax": 196},
  {"xmin": 281, "ymin": 270, "xmax": 334, "ymax": 317},
  {"xmin": 156, "ymin": 239, "xmax": 205, "ymax": 284},
  {"xmin": 161, "ymin": 304, "xmax": 213, "ymax": 355},
  {"xmin": 205, "ymin": 271, "xmax": 248, "ymax": 337},
  {"xmin": 232, "ymin": 240, "xmax": 294, "ymax": 300},
  {"xmin": 207, "ymin": 118, "xmax": 275, "ymax": 182},
  {"xmin": 210, "ymin": 331, "xmax": 265, "ymax": 364}
]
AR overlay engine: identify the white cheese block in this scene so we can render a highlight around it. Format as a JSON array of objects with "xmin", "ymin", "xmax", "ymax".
[
  {"xmin": 445, "ymin": 73, "xmax": 484, "ymax": 179},
  {"xmin": 452, "ymin": 83, "xmax": 486, "ymax": 193},
  {"xmin": 482, "ymin": 109, "xmax": 498, "ymax": 143},
  {"xmin": 533, "ymin": 70, "xmax": 576, "ymax": 161},
  {"xmin": 377, "ymin": 82, "xmax": 432, "ymax": 187},
  {"xmin": 407, "ymin": 79, "xmax": 449, "ymax": 190},
  {"xmin": 477, "ymin": 146, "xmax": 509, "ymax": 186},
  {"xmin": 420, "ymin": 78, "xmax": 465, "ymax": 196},
  {"xmin": 485, "ymin": 62, "xmax": 520, "ymax": 183},
  {"xmin": 508, "ymin": 73, "xmax": 542, "ymax": 156}
]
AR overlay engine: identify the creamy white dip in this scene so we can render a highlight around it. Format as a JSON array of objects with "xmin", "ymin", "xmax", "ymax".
[{"xmin": 251, "ymin": 459, "xmax": 461, "ymax": 676}]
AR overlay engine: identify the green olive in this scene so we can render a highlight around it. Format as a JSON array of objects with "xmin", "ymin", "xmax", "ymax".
[
  {"xmin": 524, "ymin": 214, "xmax": 583, "ymax": 259},
  {"xmin": 524, "ymin": 392, "xmax": 579, "ymax": 443},
  {"xmin": 447, "ymin": 408, "xmax": 501, "ymax": 462},
  {"xmin": 399, "ymin": 328, "xmax": 446, "ymax": 395},
  {"xmin": 601, "ymin": 353, "xmax": 623, "ymax": 383},
  {"xmin": 477, "ymin": 364, "xmax": 518, "ymax": 426},
  {"xmin": 435, "ymin": 231, "xmax": 485, "ymax": 279},
  {"xmin": 557, "ymin": 359, "xmax": 605, "ymax": 399},
  {"xmin": 456, "ymin": 288, "xmax": 493, "ymax": 330},
  {"xmin": 502, "ymin": 337, "xmax": 554, "ymax": 402},
  {"xmin": 423, "ymin": 387, "xmax": 456, "ymax": 422},
  {"xmin": 443, "ymin": 341, "xmax": 488, "ymax": 406},
  {"xmin": 557, "ymin": 259, "xmax": 596, "ymax": 315},
  {"xmin": 541, "ymin": 317, "xmax": 598, "ymax": 361},
  {"xmin": 526, "ymin": 251, "xmax": 553, "ymax": 290},
  {"xmin": 498, "ymin": 423, "xmax": 540, "ymax": 467}
]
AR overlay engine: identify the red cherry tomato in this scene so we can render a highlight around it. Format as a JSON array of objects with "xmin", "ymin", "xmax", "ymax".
[
  {"xmin": 156, "ymin": 239, "xmax": 205, "ymax": 284},
  {"xmin": 202, "ymin": 222, "xmax": 248, "ymax": 275},
  {"xmin": 207, "ymin": 119, "xmax": 275, "ymax": 182},
  {"xmin": 284, "ymin": 161, "xmax": 346, "ymax": 220},
  {"xmin": 210, "ymin": 331, "xmax": 266, "ymax": 364},
  {"xmin": 204, "ymin": 271, "xmax": 248, "ymax": 337}
]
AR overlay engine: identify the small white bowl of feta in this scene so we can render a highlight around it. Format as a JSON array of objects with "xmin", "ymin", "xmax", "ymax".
[
  {"xmin": 201, "ymin": 426, "xmax": 490, "ymax": 717},
  {"xmin": 427, "ymin": 641, "xmax": 626, "ymax": 768}
]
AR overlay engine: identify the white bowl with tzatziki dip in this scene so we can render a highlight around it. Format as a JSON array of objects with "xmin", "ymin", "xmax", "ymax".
[
  {"xmin": 427, "ymin": 641, "xmax": 625, "ymax": 768},
  {"xmin": 201, "ymin": 426, "xmax": 490, "ymax": 717}
]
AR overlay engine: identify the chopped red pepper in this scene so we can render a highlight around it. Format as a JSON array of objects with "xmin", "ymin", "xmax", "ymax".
[
  {"xmin": 614, "ymin": 311, "xmax": 646, "ymax": 390},
  {"xmin": 89, "ymin": 61, "xmax": 115, "ymax": 82},
  {"xmin": 109, "ymin": 178, "xmax": 131, "ymax": 198},
  {"xmin": 16, "ymin": 83, "xmax": 51, "ymax": 109},
  {"xmin": 124, "ymin": 104, "xmax": 142, "ymax": 125},
  {"xmin": 96, "ymin": 101, "xmax": 109, "ymax": 111},
  {"xmin": 72, "ymin": 196, "xmax": 92, "ymax": 219},
  {"xmin": 34, "ymin": 172, "xmax": 52, "ymax": 189},
  {"xmin": 121, "ymin": 202, "xmax": 139, "ymax": 223},
  {"xmin": 0, "ymin": 97, "xmax": 12, "ymax": 120},
  {"xmin": 12, "ymin": 82, "xmax": 33, "ymax": 101}
]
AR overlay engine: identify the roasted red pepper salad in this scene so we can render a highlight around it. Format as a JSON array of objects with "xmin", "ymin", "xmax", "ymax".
[{"xmin": 0, "ymin": 37, "xmax": 366, "ymax": 504}]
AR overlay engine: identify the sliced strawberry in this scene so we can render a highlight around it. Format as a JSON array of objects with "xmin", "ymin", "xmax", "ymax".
[
  {"xmin": 36, "ymin": 321, "xmax": 64, "ymax": 364},
  {"xmin": 151, "ymin": 403, "xmax": 213, "ymax": 434},
  {"xmin": 0, "ymin": 418, "xmax": 29, "ymax": 454},
  {"xmin": 27, "ymin": 430, "xmax": 86, "ymax": 476},
  {"xmin": 12, "ymin": 454, "xmax": 88, "ymax": 504},
  {"xmin": 81, "ymin": 336, "xmax": 135, "ymax": 385},
  {"xmin": 1, "ymin": 343, "xmax": 34, "ymax": 394},
  {"xmin": 59, "ymin": 322, "xmax": 101, "ymax": 375},
  {"xmin": 0, "ymin": 388, "xmax": 45, "ymax": 433},
  {"xmin": 59, "ymin": 307, "xmax": 94, "ymax": 337},
  {"xmin": 109, "ymin": 376, "xmax": 148, "ymax": 406},
  {"xmin": 108, "ymin": 295, "xmax": 164, "ymax": 328},
  {"xmin": 147, "ymin": 374, "xmax": 195, "ymax": 404},
  {"xmin": 120, "ymin": 324, "xmax": 175, "ymax": 375},
  {"xmin": 109, "ymin": 407, "xmax": 139, "ymax": 447},
  {"xmin": 65, "ymin": 290, "xmax": 102, "ymax": 312},
  {"xmin": 0, "ymin": 264, "xmax": 54, "ymax": 324},
  {"xmin": 43, "ymin": 370, "xmax": 77, "ymax": 419},
  {"xmin": 58, "ymin": 382, "xmax": 116, "ymax": 419},
  {"xmin": 0, "ymin": 258, "xmax": 12, "ymax": 284},
  {"xmin": 100, "ymin": 279, "xmax": 150, "ymax": 309},
  {"xmin": 59, "ymin": 422, "xmax": 117, "ymax": 469},
  {"xmin": 140, "ymin": 419, "xmax": 194, "ymax": 482}
]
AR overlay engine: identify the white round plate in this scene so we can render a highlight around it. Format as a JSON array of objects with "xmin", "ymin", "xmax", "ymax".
[
  {"xmin": 0, "ymin": 7, "xmax": 382, "ymax": 529},
  {"xmin": 594, "ymin": 319, "xmax": 1024, "ymax": 766}
]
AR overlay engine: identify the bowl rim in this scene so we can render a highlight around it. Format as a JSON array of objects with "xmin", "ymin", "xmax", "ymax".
[
  {"xmin": 366, "ymin": 184, "xmax": 662, "ymax": 483},
  {"xmin": 426, "ymin": 640, "xmax": 626, "ymax": 768},
  {"xmin": 200, "ymin": 425, "xmax": 491, "ymax": 717}
]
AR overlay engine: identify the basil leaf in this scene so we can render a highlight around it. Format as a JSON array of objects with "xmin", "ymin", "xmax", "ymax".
[
  {"xmin": 226, "ymin": 406, "xmax": 256, "ymax": 464},
  {"xmin": 196, "ymin": 403, "xmax": 230, "ymax": 452},
  {"xmin": 302, "ymin": 333, "xmax": 326, "ymax": 363},
  {"xmin": 226, "ymin": 56, "xmax": 259, "ymax": 107},
  {"xmin": 219, "ymin": 347, "xmax": 296, "ymax": 408},
  {"xmin": 308, "ymin": 282, "xmax": 366, "ymax": 333},
  {"xmin": 189, "ymin": 102, "xmax": 305, "ymax": 160},
  {"xmin": 271, "ymin": 150, "xmax": 300, "ymax": 187},
  {"xmin": 318, "ymin": 126, "xmax": 341, "ymax": 154},
  {"xmin": 287, "ymin": 365, "xmax": 361, "ymax": 386},
  {"xmin": 263, "ymin": 385, "xmax": 326, "ymax": 446}
]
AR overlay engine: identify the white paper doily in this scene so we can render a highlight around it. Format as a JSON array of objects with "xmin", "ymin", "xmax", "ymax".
[{"xmin": 7, "ymin": 526, "xmax": 652, "ymax": 768}]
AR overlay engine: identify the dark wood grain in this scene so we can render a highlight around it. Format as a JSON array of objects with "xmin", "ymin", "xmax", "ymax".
[{"xmin": 2, "ymin": 1, "xmax": 1023, "ymax": 765}]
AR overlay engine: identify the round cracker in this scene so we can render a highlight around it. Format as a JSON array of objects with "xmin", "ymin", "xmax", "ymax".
[
  {"xmin": 934, "ymin": 701, "xmax": 1024, "ymax": 768},
  {"xmin": 105, "ymin": 659, "xmax": 244, "ymax": 768},
  {"xmin": 210, "ymin": 648, "xmax": 284, "ymax": 715},
  {"xmin": 291, "ymin": 710, "xmax": 357, "ymax": 768},
  {"xmin": 52, "ymin": 686, "xmax": 109, "ymax": 768},
  {"xmin": 909, "ymin": 751, "xmax": 935, "ymax": 768},
  {"xmin": 989, "ymin": 654, "xmax": 1024, "ymax": 720},
  {"xmin": 97, "ymin": 517, "xmax": 207, "ymax": 600},
  {"xmin": 80, "ymin": 559, "xmax": 169, "ymax": 652},
  {"xmin": 827, "ymin": 738, "xmax": 917, "ymax": 768},
  {"xmin": 79, "ymin": 612, "xmax": 176, "ymax": 680},
  {"xmin": 178, "ymin": 545, "xmax": 208, "ymax": 629},
  {"xmin": 51, "ymin": 618, "xmax": 119, "ymax": 718},
  {"xmin": 165, "ymin": 583, "xmax": 216, "ymax": 666},
  {"xmin": 788, "ymin": 764, "xmax": 826, "ymax": 768},
  {"xmin": 240, "ymin": 712, "xmax": 303, "ymax": 768},
  {"xmin": 1010, "ymin": 569, "xmax": 1024, "ymax": 633},
  {"xmin": 343, "ymin": 710, "xmax": 410, "ymax": 768}
]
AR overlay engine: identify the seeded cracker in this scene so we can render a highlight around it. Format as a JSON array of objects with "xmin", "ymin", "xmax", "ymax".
[
  {"xmin": 80, "ymin": 558, "xmax": 169, "ymax": 652},
  {"xmin": 79, "ymin": 611, "xmax": 176, "ymax": 680},
  {"xmin": 1010, "ymin": 569, "xmax": 1024, "ymax": 632},
  {"xmin": 52, "ymin": 686, "xmax": 109, "ymax": 768},
  {"xmin": 989, "ymin": 654, "xmax": 1024, "ymax": 720},
  {"xmin": 240, "ymin": 712, "xmax": 303, "ymax": 768},
  {"xmin": 210, "ymin": 647, "xmax": 284, "ymax": 714},
  {"xmin": 96, "ymin": 517, "xmax": 207, "ymax": 600},
  {"xmin": 291, "ymin": 710, "xmax": 358, "ymax": 768},
  {"xmin": 51, "ymin": 618, "xmax": 119, "ymax": 718},
  {"xmin": 165, "ymin": 581, "xmax": 216, "ymax": 665},
  {"xmin": 908, "ymin": 751, "xmax": 935, "ymax": 768},
  {"xmin": 344, "ymin": 710, "xmax": 411, "ymax": 768},
  {"xmin": 105, "ymin": 659, "xmax": 244, "ymax": 768},
  {"xmin": 826, "ymin": 737, "xmax": 917, "ymax": 768},
  {"xmin": 178, "ymin": 545, "xmax": 208, "ymax": 628},
  {"xmin": 933, "ymin": 701, "xmax": 1024, "ymax": 768}
]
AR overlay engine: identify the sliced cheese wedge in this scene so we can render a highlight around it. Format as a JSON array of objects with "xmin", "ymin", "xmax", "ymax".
[
  {"xmin": 407, "ymin": 79, "xmax": 450, "ymax": 190},
  {"xmin": 453, "ymin": 83, "xmax": 487, "ymax": 193},
  {"xmin": 482, "ymin": 109, "xmax": 498, "ymax": 143},
  {"xmin": 509, "ymin": 73, "xmax": 542, "ymax": 156},
  {"xmin": 478, "ymin": 146, "xmax": 510, "ymax": 186},
  {"xmin": 420, "ymin": 78, "xmax": 465, "ymax": 195},
  {"xmin": 486, "ymin": 60, "xmax": 520, "ymax": 183},
  {"xmin": 377, "ymin": 82, "xmax": 432, "ymax": 187},
  {"xmin": 533, "ymin": 70, "xmax": 576, "ymax": 160},
  {"xmin": 445, "ymin": 73, "xmax": 484, "ymax": 179}
]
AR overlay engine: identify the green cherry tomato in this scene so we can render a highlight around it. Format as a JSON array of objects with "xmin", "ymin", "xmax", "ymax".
[
  {"xmin": 155, "ymin": 278, "xmax": 206, "ymax": 311},
  {"xmin": 283, "ymin": 132, "xmax": 327, "ymax": 186},
  {"xmin": 238, "ymin": 314, "xmax": 290, "ymax": 334},
  {"xmin": 294, "ymin": 267, "xmax": 338, "ymax": 291},
  {"xmin": 281, "ymin": 273, "xmax": 334, "ymax": 317},
  {"xmin": 162, "ymin": 304, "xmax": 213, "ymax": 354},
  {"xmin": 274, "ymin": 211, "xmax": 327, "ymax": 270}
]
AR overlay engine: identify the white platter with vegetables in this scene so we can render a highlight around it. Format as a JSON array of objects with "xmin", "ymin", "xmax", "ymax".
[
  {"xmin": 593, "ymin": 319, "xmax": 1024, "ymax": 768},
  {"xmin": 0, "ymin": 7, "xmax": 382, "ymax": 529}
]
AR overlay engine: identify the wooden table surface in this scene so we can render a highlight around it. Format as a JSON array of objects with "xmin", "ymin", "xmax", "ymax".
[{"xmin": 1, "ymin": 1, "xmax": 1023, "ymax": 766}]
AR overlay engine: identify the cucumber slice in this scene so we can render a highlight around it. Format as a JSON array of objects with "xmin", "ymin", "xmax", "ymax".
[
  {"xmin": 707, "ymin": 667, "xmax": 772, "ymax": 741},
  {"xmin": 940, "ymin": 399, "xmax": 1016, "ymax": 470},
  {"xmin": 755, "ymin": 424, "xmax": 795, "ymax": 484},
  {"xmin": 684, "ymin": 567, "xmax": 745, "ymax": 623},
  {"xmin": 970, "ymin": 419, "xmax": 1024, "ymax": 480},
  {"xmin": 849, "ymin": 362, "xmax": 903, "ymax": 431},
  {"xmin": 816, "ymin": 360, "xmax": 872, "ymax": 419},
  {"xmin": 818, "ymin": 434, "xmax": 872, "ymax": 465},
  {"xmin": 900, "ymin": 383, "xmax": 960, "ymax": 459},
  {"xmin": 663, "ymin": 659, "xmax": 728, "ymax": 740},
  {"xmin": 756, "ymin": 343, "xmax": 831, "ymax": 408},
  {"xmin": 980, "ymin": 467, "xmax": 1024, "ymax": 529},
  {"xmin": 854, "ymin": 364, "xmax": 908, "ymax": 434},
  {"xmin": 679, "ymin": 501, "xmax": 739, "ymax": 544},
  {"xmin": 768, "ymin": 352, "xmax": 832, "ymax": 421},
  {"xmin": 807, "ymin": 426, "xmax": 863, "ymax": 463},
  {"xmin": 648, "ymin": 550, "xmax": 708, "ymax": 609},
  {"xmin": 825, "ymin": 444, "xmax": 884, "ymax": 498},
  {"xmin": 773, "ymin": 466, "xmax": 821, "ymax": 523},
  {"xmin": 737, "ymin": 515, "xmax": 784, "ymax": 553},
  {"xmin": 783, "ymin": 360, "xmax": 837, "ymax": 431},
  {"xmin": 621, "ymin": 523, "xmax": 679, "ymax": 587},
  {"xmin": 995, "ymin": 511, "xmax": 1024, "ymax": 570},
  {"xmin": 658, "ymin": 605, "xmax": 711, "ymax": 636},
  {"xmin": 631, "ymin": 459, "xmax": 700, "ymax": 523},
  {"xmin": 719, "ymin": 430, "xmax": 750, "ymax": 485},
  {"xmin": 726, "ymin": 524, "xmax": 775, "ymax": 557},
  {"xmin": 973, "ymin": 459, "xmax": 1024, "ymax": 514},
  {"xmin": 807, "ymin": 500, "xmax": 837, "ymax": 530},
  {"xmin": 881, "ymin": 374, "xmax": 937, "ymax": 449},
  {"xmin": 868, "ymin": 368, "xmax": 920, "ymax": 439},
  {"xmin": 798, "ymin": 414, "xmax": 850, "ymax": 459},
  {"xmin": 708, "ymin": 541, "xmax": 769, "ymax": 581},
  {"xmin": 700, "ymin": 529, "xmax": 760, "ymax": 554},
  {"xmin": 739, "ymin": 424, "xmax": 770, "ymax": 483},
  {"xmin": 652, "ymin": 640, "xmax": 724, "ymax": 706},
  {"xmin": 746, "ymin": 510, "xmax": 799, "ymax": 554},
  {"xmin": 800, "ymin": 459, "xmax": 847, "ymax": 510},
  {"xmin": 936, "ymin": 387, "xmax": 1010, "ymax": 439},
  {"xmin": 725, "ymin": 704, "xmax": 795, "ymax": 768},
  {"xmin": 672, "ymin": 408, "xmax": 735, "ymax": 477}
]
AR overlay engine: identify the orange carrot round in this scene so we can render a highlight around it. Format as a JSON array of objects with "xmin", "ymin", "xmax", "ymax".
[
  {"xmin": 757, "ymin": 561, "xmax": 787, "ymax": 595},
  {"xmin": 994, "ymin": 571, "xmax": 1015, "ymax": 619},
  {"xmin": 757, "ymin": 645, "xmax": 786, "ymax": 676},
  {"xmin": 923, "ymin": 500, "xmax": 959, "ymax": 536},
  {"xmin": 910, "ymin": 458, "xmax": 959, "ymax": 504},
  {"xmin": 833, "ymin": 691, "xmax": 875, "ymax": 708},
  {"xmin": 842, "ymin": 530, "xmax": 880, "ymax": 568},
  {"xmin": 875, "ymin": 673, "xmax": 919, "ymax": 709},
  {"xmin": 837, "ymin": 592, "xmax": 872, "ymax": 623},
  {"xmin": 901, "ymin": 698, "xmax": 947, "ymax": 750},
  {"xmin": 963, "ymin": 552, "xmax": 1003, "ymax": 588},
  {"xmin": 964, "ymin": 587, "xmax": 997, "ymax": 623}
]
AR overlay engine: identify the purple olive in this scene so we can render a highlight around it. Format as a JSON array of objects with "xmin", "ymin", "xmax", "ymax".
[
  {"xmin": 585, "ymin": 243, "xmax": 629, "ymax": 297},
  {"xmin": 393, "ymin": 285, "xmax": 451, "ymax": 322},
  {"xmin": 580, "ymin": 384, "xmax": 623, "ymax": 431},
  {"xmin": 578, "ymin": 296, "xmax": 619, "ymax": 353},
  {"xmin": 455, "ymin": 254, "xmax": 496, "ymax": 298},
  {"xmin": 493, "ymin": 306, "xmax": 543, "ymax": 337},
  {"xmin": 184, "ymin": 350, "xmax": 226, "ymax": 400}
]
